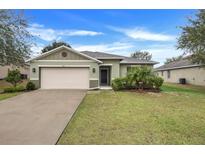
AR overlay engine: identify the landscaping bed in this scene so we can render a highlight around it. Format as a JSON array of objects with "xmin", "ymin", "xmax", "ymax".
[
  {"xmin": 0, "ymin": 78, "xmax": 36, "ymax": 101},
  {"xmin": 112, "ymin": 66, "xmax": 163, "ymax": 92}
]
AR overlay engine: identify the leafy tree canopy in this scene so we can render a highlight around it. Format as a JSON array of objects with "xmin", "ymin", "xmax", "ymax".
[
  {"xmin": 177, "ymin": 10, "xmax": 205, "ymax": 64},
  {"xmin": 131, "ymin": 51, "xmax": 152, "ymax": 61},
  {"xmin": 41, "ymin": 41, "xmax": 72, "ymax": 53},
  {"xmin": 0, "ymin": 10, "xmax": 33, "ymax": 66},
  {"xmin": 164, "ymin": 55, "xmax": 183, "ymax": 64}
]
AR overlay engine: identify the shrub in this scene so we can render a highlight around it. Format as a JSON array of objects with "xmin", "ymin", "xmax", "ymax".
[
  {"xmin": 152, "ymin": 76, "xmax": 164, "ymax": 89},
  {"xmin": 112, "ymin": 77, "xmax": 127, "ymax": 91},
  {"xmin": 127, "ymin": 66, "xmax": 153, "ymax": 88},
  {"xmin": 4, "ymin": 85, "xmax": 25, "ymax": 93},
  {"xmin": 112, "ymin": 66, "xmax": 164, "ymax": 91},
  {"xmin": 16, "ymin": 85, "xmax": 25, "ymax": 91},
  {"xmin": 5, "ymin": 69, "xmax": 22, "ymax": 87},
  {"xmin": 26, "ymin": 81, "xmax": 35, "ymax": 90},
  {"xmin": 143, "ymin": 75, "xmax": 155, "ymax": 89},
  {"xmin": 4, "ymin": 87, "xmax": 15, "ymax": 93}
]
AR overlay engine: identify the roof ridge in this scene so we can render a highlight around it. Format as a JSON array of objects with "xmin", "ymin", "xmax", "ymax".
[
  {"xmin": 81, "ymin": 50, "xmax": 124, "ymax": 57},
  {"xmin": 156, "ymin": 57, "xmax": 198, "ymax": 70}
]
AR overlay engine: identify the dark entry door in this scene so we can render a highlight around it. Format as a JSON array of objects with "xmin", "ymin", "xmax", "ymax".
[{"xmin": 101, "ymin": 69, "xmax": 108, "ymax": 85}]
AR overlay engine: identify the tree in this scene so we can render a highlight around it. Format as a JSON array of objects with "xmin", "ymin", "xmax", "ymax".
[
  {"xmin": 41, "ymin": 41, "xmax": 72, "ymax": 53},
  {"xmin": 164, "ymin": 55, "xmax": 183, "ymax": 64},
  {"xmin": 0, "ymin": 10, "xmax": 33, "ymax": 66},
  {"xmin": 5, "ymin": 69, "xmax": 22, "ymax": 87},
  {"xmin": 177, "ymin": 10, "xmax": 205, "ymax": 64},
  {"xmin": 131, "ymin": 51, "xmax": 152, "ymax": 60}
]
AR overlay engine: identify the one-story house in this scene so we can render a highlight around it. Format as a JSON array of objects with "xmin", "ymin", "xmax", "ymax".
[
  {"xmin": 155, "ymin": 58, "xmax": 205, "ymax": 86},
  {"xmin": 0, "ymin": 64, "xmax": 29, "ymax": 80},
  {"xmin": 27, "ymin": 45, "xmax": 158, "ymax": 89}
]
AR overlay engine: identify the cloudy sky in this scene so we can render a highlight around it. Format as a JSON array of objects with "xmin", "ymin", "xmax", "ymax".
[{"xmin": 25, "ymin": 9, "xmax": 196, "ymax": 66}]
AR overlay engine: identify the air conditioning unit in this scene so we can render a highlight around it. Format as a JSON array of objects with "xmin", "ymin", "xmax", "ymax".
[{"xmin": 179, "ymin": 78, "xmax": 186, "ymax": 84}]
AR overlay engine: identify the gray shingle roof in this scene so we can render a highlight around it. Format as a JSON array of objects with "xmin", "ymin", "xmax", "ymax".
[
  {"xmin": 156, "ymin": 58, "xmax": 202, "ymax": 71},
  {"xmin": 81, "ymin": 51, "xmax": 158, "ymax": 64},
  {"xmin": 81, "ymin": 51, "xmax": 124, "ymax": 59},
  {"xmin": 120, "ymin": 57, "xmax": 158, "ymax": 64}
]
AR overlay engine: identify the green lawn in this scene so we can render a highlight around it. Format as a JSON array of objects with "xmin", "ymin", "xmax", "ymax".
[
  {"xmin": 0, "ymin": 80, "xmax": 28, "ymax": 101},
  {"xmin": 0, "ymin": 92, "xmax": 21, "ymax": 101},
  {"xmin": 58, "ymin": 83, "xmax": 205, "ymax": 144}
]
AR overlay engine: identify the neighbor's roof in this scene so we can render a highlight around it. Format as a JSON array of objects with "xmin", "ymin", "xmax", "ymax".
[
  {"xmin": 156, "ymin": 58, "xmax": 203, "ymax": 71},
  {"xmin": 81, "ymin": 51, "xmax": 158, "ymax": 64}
]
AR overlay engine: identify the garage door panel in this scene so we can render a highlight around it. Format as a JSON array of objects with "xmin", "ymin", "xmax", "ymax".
[{"xmin": 41, "ymin": 67, "xmax": 89, "ymax": 89}]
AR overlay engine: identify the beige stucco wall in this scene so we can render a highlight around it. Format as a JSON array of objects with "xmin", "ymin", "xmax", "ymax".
[
  {"xmin": 0, "ymin": 65, "xmax": 29, "ymax": 79},
  {"xmin": 157, "ymin": 66, "xmax": 205, "ymax": 86},
  {"xmin": 100, "ymin": 59, "xmax": 121, "ymax": 80},
  {"xmin": 42, "ymin": 49, "xmax": 88, "ymax": 60},
  {"xmin": 120, "ymin": 64, "xmax": 154, "ymax": 77}
]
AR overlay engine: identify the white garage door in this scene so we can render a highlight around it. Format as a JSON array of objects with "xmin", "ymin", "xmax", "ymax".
[{"xmin": 40, "ymin": 67, "xmax": 89, "ymax": 89}]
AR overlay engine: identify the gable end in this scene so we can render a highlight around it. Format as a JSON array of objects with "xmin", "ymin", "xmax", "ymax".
[
  {"xmin": 27, "ymin": 46, "xmax": 102, "ymax": 63},
  {"xmin": 42, "ymin": 48, "xmax": 88, "ymax": 60}
]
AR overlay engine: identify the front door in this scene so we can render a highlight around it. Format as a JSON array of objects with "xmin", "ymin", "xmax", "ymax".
[
  {"xmin": 100, "ymin": 67, "xmax": 110, "ymax": 86},
  {"xmin": 101, "ymin": 69, "xmax": 108, "ymax": 85}
]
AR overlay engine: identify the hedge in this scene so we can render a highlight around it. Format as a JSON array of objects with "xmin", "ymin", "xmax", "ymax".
[{"xmin": 4, "ymin": 85, "xmax": 25, "ymax": 93}]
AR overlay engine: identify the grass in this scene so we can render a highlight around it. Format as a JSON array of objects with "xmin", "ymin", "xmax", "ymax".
[
  {"xmin": 58, "ymin": 83, "xmax": 205, "ymax": 144},
  {"xmin": 162, "ymin": 83, "xmax": 205, "ymax": 94},
  {"xmin": 0, "ymin": 80, "xmax": 28, "ymax": 101},
  {"xmin": 0, "ymin": 92, "xmax": 21, "ymax": 101}
]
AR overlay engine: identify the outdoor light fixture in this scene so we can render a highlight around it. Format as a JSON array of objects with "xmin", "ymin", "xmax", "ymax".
[
  {"xmin": 32, "ymin": 68, "xmax": 36, "ymax": 73},
  {"xmin": 92, "ymin": 68, "xmax": 96, "ymax": 73}
]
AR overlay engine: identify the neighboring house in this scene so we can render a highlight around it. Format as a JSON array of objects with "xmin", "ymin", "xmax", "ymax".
[
  {"xmin": 27, "ymin": 45, "xmax": 158, "ymax": 89},
  {"xmin": 155, "ymin": 58, "xmax": 205, "ymax": 86},
  {"xmin": 0, "ymin": 64, "xmax": 30, "ymax": 80}
]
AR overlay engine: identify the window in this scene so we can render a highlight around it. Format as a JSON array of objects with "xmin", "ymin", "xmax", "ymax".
[
  {"xmin": 167, "ymin": 70, "xmax": 171, "ymax": 78},
  {"xmin": 161, "ymin": 71, "xmax": 163, "ymax": 76}
]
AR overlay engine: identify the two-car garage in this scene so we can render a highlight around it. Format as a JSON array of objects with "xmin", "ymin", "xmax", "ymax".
[{"xmin": 40, "ymin": 67, "xmax": 89, "ymax": 89}]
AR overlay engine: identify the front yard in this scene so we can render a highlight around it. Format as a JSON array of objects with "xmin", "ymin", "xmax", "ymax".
[{"xmin": 58, "ymin": 83, "xmax": 205, "ymax": 144}]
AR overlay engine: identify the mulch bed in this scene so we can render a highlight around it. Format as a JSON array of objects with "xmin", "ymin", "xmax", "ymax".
[{"xmin": 120, "ymin": 88, "xmax": 161, "ymax": 93}]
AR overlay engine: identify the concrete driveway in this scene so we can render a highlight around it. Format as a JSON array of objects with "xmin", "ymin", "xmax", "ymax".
[{"xmin": 0, "ymin": 89, "xmax": 86, "ymax": 145}]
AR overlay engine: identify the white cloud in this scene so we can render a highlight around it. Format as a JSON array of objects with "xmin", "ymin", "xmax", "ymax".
[
  {"xmin": 28, "ymin": 23, "xmax": 103, "ymax": 41},
  {"xmin": 73, "ymin": 42, "xmax": 134, "ymax": 53},
  {"xmin": 108, "ymin": 26, "xmax": 176, "ymax": 41},
  {"xmin": 30, "ymin": 43, "xmax": 45, "ymax": 57},
  {"xmin": 59, "ymin": 30, "xmax": 103, "ymax": 36},
  {"xmin": 142, "ymin": 44, "xmax": 183, "ymax": 67},
  {"xmin": 30, "ymin": 23, "xmax": 44, "ymax": 28}
]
